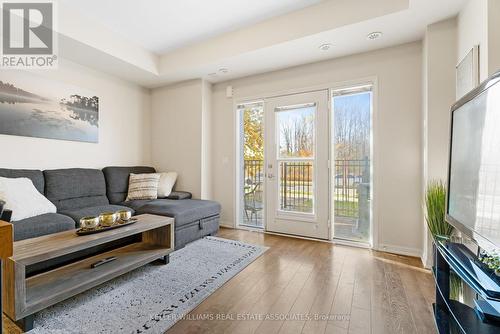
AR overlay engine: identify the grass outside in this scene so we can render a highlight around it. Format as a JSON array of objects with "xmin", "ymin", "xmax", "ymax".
[
  {"xmin": 335, "ymin": 200, "xmax": 358, "ymax": 217},
  {"xmin": 279, "ymin": 196, "xmax": 359, "ymax": 218}
]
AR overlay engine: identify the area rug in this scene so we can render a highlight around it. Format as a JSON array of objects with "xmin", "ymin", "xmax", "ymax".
[{"xmin": 30, "ymin": 237, "xmax": 268, "ymax": 334}]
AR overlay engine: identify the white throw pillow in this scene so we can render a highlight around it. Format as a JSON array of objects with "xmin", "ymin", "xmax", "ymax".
[
  {"xmin": 157, "ymin": 172, "xmax": 178, "ymax": 198},
  {"xmin": 0, "ymin": 177, "xmax": 56, "ymax": 221},
  {"xmin": 126, "ymin": 173, "xmax": 161, "ymax": 201}
]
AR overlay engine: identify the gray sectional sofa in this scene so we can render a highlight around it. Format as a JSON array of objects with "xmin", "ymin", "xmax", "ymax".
[{"xmin": 0, "ymin": 166, "xmax": 220, "ymax": 249}]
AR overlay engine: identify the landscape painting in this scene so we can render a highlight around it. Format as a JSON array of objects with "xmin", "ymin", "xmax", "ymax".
[{"xmin": 0, "ymin": 71, "xmax": 99, "ymax": 143}]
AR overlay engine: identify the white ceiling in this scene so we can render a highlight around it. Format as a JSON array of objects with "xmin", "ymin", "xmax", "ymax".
[
  {"xmin": 201, "ymin": 0, "xmax": 467, "ymax": 83},
  {"xmin": 59, "ymin": 0, "xmax": 323, "ymax": 54},
  {"xmin": 56, "ymin": 0, "xmax": 469, "ymax": 87}
]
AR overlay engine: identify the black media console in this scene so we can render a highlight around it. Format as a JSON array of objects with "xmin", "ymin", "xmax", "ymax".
[{"xmin": 433, "ymin": 239, "xmax": 500, "ymax": 333}]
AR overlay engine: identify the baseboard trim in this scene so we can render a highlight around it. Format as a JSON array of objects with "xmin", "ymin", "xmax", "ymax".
[
  {"xmin": 333, "ymin": 238, "xmax": 371, "ymax": 249},
  {"xmin": 219, "ymin": 224, "xmax": 422, "ymax": 259},
  {"xmin": 220, "ymin": 221, "xmax": 235, "ymax": 229},
  {"xmin": 375, "ymin": 243, "xmax": 422, "ymax": 258}
]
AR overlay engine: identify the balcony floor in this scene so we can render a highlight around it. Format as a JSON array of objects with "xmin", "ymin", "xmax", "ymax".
[
  {"xmin": 333, "ymin": 216, "xmax": 370, "ymax": 243},
  {"xmin": 242, "ymin": 210, "xmax": 264, "ymax": 228}
]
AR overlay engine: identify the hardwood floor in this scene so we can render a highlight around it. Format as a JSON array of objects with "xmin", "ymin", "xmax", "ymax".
[
  {"xmin": 2, "ymin": 227, "xmax": 436, "ymax": 334},
  {"xmin": 166, "ymin": 228, "xmax": 436, "ymax": 334}
]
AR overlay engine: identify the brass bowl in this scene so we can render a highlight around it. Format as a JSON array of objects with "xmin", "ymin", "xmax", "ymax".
[
  {"xmin": 116, "ymin": 210, "xmax": 132, "ymax": 222},
  {"xmin": 80, "ymin": 216, "xmax": 99, "ymax": 229},
  {"xmin": 99, "ymin": 212, "xmax": 117, "ymax": 227}
]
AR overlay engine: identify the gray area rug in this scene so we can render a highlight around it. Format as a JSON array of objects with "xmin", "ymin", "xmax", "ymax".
[{"xmin": 30, "ymin": 237, "xmax": 268, "ymax": 334}]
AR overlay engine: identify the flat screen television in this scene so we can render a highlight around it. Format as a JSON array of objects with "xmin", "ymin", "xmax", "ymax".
[{"xmin": 447, "ymin": 71, "xmax": 500, "ymax": 251}]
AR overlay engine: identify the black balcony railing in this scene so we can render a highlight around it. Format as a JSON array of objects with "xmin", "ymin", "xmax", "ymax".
[
  {"xmin": 243, "ymin": 160, "xmax": 264, "ymax": 226},
  {"xmin": 243, "ymin": 158, "xmax": 369, "ymax": 218},
  {"xmin": 334, "ymin": 158, "xmax": 370, "ymax": 218},
  {"xmin": 244, "ymin": 159, "xmax": 264, "ymax": 186},
  {"xmin": 280, "ymin": 161, "xmax": 313, "ymax": 213}
]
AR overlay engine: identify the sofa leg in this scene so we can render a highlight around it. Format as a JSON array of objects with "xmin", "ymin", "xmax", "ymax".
[
  {"xmin": 15, "ymin": 314, "xmax": 34, "ymax": 332},
  {"xmin": 159, "ymin": 255, "xmax": 169, "ymax": 265}
]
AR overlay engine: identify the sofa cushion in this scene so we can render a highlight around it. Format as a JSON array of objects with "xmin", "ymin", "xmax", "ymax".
[
  {"xmin": 121, "ymin": 199, "xmax": 154, "ymax": 211},
  {"xmin": 12, "ymin": 213, "xmax": 76, "ymax": 241},
  {"xmin": 167, "ymin": 191, "xmax": 192, "ymax": 200},
  {"xmin": 60, "ymin": 205, "xmax": 134, "ymax": 226},
  {"xmin": 102, "ymin": 166, "xmax": 156, "ymax": 204},
  {"xmin": 136, "ymin": 199, "xmax": 221, "ymax": 227},
  {"xmin": 44, "ymin": 168, "xmax": 109, "ymax": 211},
  {"xmin": 120, "ymin": 193, "xmax": 193, "ymax": 211},
  {"xmin": 0, "ymin": 168, "xmax": 44, "ymax": 194}
]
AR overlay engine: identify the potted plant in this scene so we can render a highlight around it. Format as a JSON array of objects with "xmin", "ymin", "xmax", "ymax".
[{"xmin": 425, "ymin": 180, "xmax": 454, "ymax": 239}]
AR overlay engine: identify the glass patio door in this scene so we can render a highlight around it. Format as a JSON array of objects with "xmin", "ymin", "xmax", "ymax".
[
  {"xmin": 265, "ymin": 91, "xmax": 329, "ymax": 239},
  {"xmin": 332, "ymin": 85, "xmax": 373, "ymax": 244},
  {"xmin": 237, "ymin": 102, "xmax": 265, "ymax": 228}
]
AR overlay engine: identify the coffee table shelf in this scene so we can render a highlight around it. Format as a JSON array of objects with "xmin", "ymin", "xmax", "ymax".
[
  {"xmin": 25, "ymin": 242, "xmax": 168, "ymax": 315},
  {"xmin": 2, "ymin": 214, "xmax": 174, "ymax": 331}
]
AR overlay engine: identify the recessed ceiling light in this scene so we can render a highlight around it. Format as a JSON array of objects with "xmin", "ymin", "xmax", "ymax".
[
  {"xmin": 367, "ymin": 32, "xmax": 383, "ymax": 40},
  {"xmin": 218, "ymin": 68, "xmax": 229, "ymax": 74},
  {"xmin": 208, "ymin": 72, "xmax": 217, "ymax": 77},
  {"xmin": 318, "ymin": 43, "xmax": 333, "ymax": 51}
]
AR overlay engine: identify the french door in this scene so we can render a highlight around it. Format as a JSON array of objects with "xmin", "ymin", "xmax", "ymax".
[
  {"xmin": 237, "ymin": 85, "xmax": 372, "ymax": 243},
  {"xmin": 265, "ymin": 91, "xmax": 329, "ymax": 239}
]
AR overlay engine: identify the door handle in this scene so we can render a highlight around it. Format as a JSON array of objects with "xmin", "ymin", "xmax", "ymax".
[{"xmin": 268, "ymin": 173, "xmax": 274, "ymax": 179}]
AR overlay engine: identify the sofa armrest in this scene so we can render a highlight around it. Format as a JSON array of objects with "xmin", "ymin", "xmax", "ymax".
[{"xmin": 166, "ymin": 191, "xmax": 192, "ymax": 200}]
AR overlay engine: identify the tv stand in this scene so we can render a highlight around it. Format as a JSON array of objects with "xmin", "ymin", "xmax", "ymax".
[{"xmin": 433, "ymin": 239, "xmax": 500, "ymax": 333}]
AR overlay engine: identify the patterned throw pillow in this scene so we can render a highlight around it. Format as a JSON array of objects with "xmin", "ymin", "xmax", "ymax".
[{"xmin": 126, "ymin": 173, "xmax": 161, "ymax": 201}]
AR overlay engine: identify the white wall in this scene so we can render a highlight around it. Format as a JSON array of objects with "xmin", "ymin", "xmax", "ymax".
[
  {"xmin": 211, "ymin": 42, "xmax": 423, "ymax": 256},
  {"xmin": 421, "ymin": 18, "xmax": 458, "ymax": 267},
  {"xmin": 0, "ymin": 59, "xmax": 151, "ymax": 170},
  {"xmin": 457, "ymin": 0, "xmax": 488, "ymax": 82},
  {"xmin": 423, "ymin": 19, "xmax": 458, "ymax": 184},
  {"xmin": 151, "ymin": 80, "xmax": 203, "ymax": 198},
  {"xmin": 201, "ymin": 80, "xmax": 213, "ymax": 199},
  {"xmin": 151, "ymin": 79, "xmax": 214, "ymax": 199},
  {"xmin": 487, "ymin": 0, "xmax": 500, "ymax": 75},
  {"xmin": 457, "ymin": 0, "xmax": 500, "ymax": 82}
]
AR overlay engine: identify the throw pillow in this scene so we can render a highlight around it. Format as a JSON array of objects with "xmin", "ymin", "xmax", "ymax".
[
  {"xmin": 0, "ymin": 177, "xmax": 56, "ymax": 221},
  {"xmin": 126, "ymin": 173, "xmax": 161, "ymax": 201},
  {"xmin": 157, "ymin": 172, "xmax": 178, "ymax": 198}
]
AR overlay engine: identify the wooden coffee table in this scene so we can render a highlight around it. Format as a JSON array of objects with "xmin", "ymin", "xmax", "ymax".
[
  {"xmin": 2, "ymin": 214, "xmax": 174, "ymax": 331},
  {"xmin": 1, "ymin": 220, "xmax": 13, "ymax": 334}
]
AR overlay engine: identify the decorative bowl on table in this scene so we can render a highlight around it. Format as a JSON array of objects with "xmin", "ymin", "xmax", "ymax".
[
  {"xmin": 79, "ymin": 216, "xmax": 99, "ymax": 230},
  {"xmin": 116, "ymin": 210, "xmax": 132, "ymax": 222},
  {"xmin": 76, "ymin": 215, "xmax": 138, "ymax": 236},
  {"xmin": 99, "ymin": 212, "xmax": 118, "ymax": 227}
]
